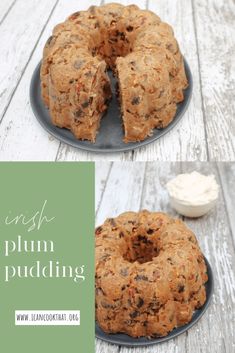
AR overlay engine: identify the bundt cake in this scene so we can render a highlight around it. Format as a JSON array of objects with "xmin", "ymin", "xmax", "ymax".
[
  {"xmin": 95, "ymin": 211, "xmax": 208, "ymax": 338},
  {"xmin": 41, "ymin": 3, "xmax": 188, "ymax": 143}
]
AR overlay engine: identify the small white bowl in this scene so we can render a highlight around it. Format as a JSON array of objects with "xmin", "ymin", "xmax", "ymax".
[{"xmin": 169, "ymin": 196, "xmax": 218, "ymax": 218}]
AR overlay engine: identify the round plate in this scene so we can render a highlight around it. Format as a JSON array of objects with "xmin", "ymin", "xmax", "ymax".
[
  {"xmin": 95, "ymin": 257, "xmax": 213, "ymax": 347},
  {"xmin": 30, "ymin": 59, "xmax": 192, "ymax": 153}
]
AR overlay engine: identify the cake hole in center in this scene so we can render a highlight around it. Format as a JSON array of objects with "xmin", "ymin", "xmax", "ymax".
[{"xmin": 122, "ymin": 234, "xmax": 159, "ymax": 264}]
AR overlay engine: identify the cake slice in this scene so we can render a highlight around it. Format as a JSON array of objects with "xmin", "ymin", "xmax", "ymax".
[
  {"xmin": 42, "ymin": 46, "xmax": 111, "ymax": 142},
  {"xmin": 116, "ymin": 50, "xmax": 177, "ymax": 142}
]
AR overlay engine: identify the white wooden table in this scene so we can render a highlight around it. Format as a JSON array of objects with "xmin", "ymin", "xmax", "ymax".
[
  {"xmin": 95, "ymin": 161, "xmax": 235, "ymax": 353},
  {"xmin": 0, "ymin": 0, "xmax": 234, "ymax": 161}
]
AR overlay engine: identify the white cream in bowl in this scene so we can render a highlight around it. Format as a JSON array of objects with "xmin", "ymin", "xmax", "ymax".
[{"xmin": 166, "ymin": 171, "xmax": 219, "ymax": 218}]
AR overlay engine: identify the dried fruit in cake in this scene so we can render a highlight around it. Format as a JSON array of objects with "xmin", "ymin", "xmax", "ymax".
[
  {"xmin": 95, "ymin": 210, "xmax": 208, "ymax": 338},
  {"xmin": 41, "ymin": 3, "xmax": 188, "ymax": 142}
]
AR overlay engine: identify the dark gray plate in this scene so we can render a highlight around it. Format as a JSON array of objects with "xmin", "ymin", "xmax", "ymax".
[
  {"xmin": 95, "ymin": 257, "xmax": 213, "ymax": 347},
  {"xmin": 30, "ymin": 59, "xmax": 192, "ymax": 153}
]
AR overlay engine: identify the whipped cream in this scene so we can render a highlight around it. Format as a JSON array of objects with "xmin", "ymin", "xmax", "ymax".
[{"xmin": 166, "ymin": 171, "xmax": 219, "ymax": 206}]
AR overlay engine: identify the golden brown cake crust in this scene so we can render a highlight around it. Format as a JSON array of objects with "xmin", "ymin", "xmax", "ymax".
[
  {"xmin": 41, "ymin": 3, "xmax": 188, "ymax": 142},
  {"xmin": 95, "ymin": 211, "xmax": 208, "ymax": 338}
]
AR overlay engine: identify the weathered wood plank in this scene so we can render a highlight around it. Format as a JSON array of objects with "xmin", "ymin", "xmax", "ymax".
[
  {"xmin": 56, "ymin": 146, "xmax": 132, "ymax": 162},
  {"xmin": 120, "ymin": 345, "xmax": 178, "ymax": 353},
  {"xmin": 104, "ymin": 0, "xmax": 147, "ymax": 6},
  {"xmin": 218, "ymin": 162, "xmax": 235, "ymax": 246},
  {"xmin": 96, "ymin": 338, "xmax": 119, "ymax": 353},
  {"xmin": 193, "ymin": 0, "xmax": 235, "ymax": 161},
  {"xmin": 139, "ymin": 162, "xmax": 181, "ymax": 215},
  {"xmin": 133, "ymin": 0, "xmax": 207, "ymax": 161},
  {"xmin": 181, "ymin": 162, "xmax": 235, "ymax": 353},
  {"xmin": 95, "ymin": 161, "xmax": 112, "ymax": 212},
  {"xmin": 0, "ymin": 0, "xmax": 101, "ymax": 161},
  {"xmin": 96, "ymin": 161, "xmax": 146, "ymax": 226},
  {"xmin": 0, "ymin": 0, "xmax": 58, "ymax": 123},
  {"xmin": 0, "ymin": 0, "xmax": 16, "ymax": 25}
]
